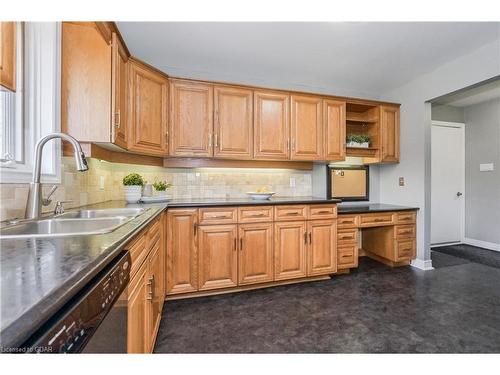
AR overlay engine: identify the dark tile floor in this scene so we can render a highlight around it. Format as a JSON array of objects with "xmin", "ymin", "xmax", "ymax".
[
  {"xmin": 432, "ymin": 244, "xmax": 500, "ymax": 269},
  {"xmin": 154, "ymin": 251, "xmax": 500, "ymax": 353}
]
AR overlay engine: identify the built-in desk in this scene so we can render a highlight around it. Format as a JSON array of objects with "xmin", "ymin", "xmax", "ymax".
[{"xmin": 337, "ymin": 204, "xmax": 418, "ymax": 269}]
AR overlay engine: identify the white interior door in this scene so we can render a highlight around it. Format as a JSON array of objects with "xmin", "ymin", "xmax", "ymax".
[{"xmin": 431, "ymin": 122, "xmax": 465, "ymax": 245}]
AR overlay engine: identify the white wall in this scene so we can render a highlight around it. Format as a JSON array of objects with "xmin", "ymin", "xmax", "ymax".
[{"xmin": 378, "ymin": 39, "xmax": 500, "ymax": 269}]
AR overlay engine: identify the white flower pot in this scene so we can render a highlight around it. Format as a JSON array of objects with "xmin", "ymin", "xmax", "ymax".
[
  {"xmin": 347, "ymin": 141, "xmax": 370, "ymax": 148},
  {"xmin": 155, "ymin": 190, "xmax": 167, "ymax": 197},
  {"xmin": 124, "ymin": 185, "xmax": 142, "ymax": 203}
]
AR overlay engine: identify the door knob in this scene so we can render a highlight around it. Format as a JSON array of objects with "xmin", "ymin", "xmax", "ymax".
[{"xmin": 456, "ymin": 192, "xmax": 463, "ymax": 197}]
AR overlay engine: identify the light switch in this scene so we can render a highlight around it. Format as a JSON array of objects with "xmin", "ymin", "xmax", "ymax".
[
  {"xmin": 480, "ymin": 163, "xmax": 494, "ymax": 172},
  {"xmin": 99, "ymin": 175, "xmax": 105, "ymax": 190},
  {"xmin": 290, "ymin": 177, "xmax": 296, "ymax": 188},
  {"xmin": 399, "ymin": 177, "xmax": 405, "ymax": 186}
]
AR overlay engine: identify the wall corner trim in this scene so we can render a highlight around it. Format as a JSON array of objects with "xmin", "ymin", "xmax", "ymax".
[{"xmin": 410, "ymin": 258, "xmax": 434, "ymax": 271}]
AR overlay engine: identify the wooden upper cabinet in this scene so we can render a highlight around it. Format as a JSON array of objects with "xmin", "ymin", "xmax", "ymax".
[
  {"xmin": 238, "ymin": 223, "xmax": 274, "ymax": 285},
  {"xmin": 127, "ymin": 60, "xmax": 168, "ymax": 156},
  {"xmin": 166, "ymin": 209, "xmax": 198, "ymax": 295},
  {"xmin": 198, "ymin": 224, "xmax": 238, "ymax": 291},
  {"xmin": 290, "ymin": 95, "xmax": 323, "ymax": 160},
  {"xmin": 214, "ymin": 86, "xmax": 253, "ymax": 159},
  {"xmin": 323, "ymin": 99, "xmax": 346, "ymax": 161},
  {"xmin": 379, "ymin": 105, "xmax": 400, "ymax": 163},
  {"xmin": 274, "ymin": 221, "xmax": 307, "ymax": 280},
  {"xmin": 111, "ymin": 33, "xmax": 128, "ymax": 149},
  {"xmin": 62, "ymin": 22, "xmax": 112, "ymax": 142},
  {"xmin": 0, "ymin": 22, "xmax": 16, "ymax": 92},
  {"xmin": 307, "ymin": 220, "xmax": 337, "ymax": 276},
  {"xmin": 254, "ymin": 90, "xmax": 290, "ymax": 160},
  {"xmin": 170, "ymin": 80, "xmax": 213, "ymax": 157}
]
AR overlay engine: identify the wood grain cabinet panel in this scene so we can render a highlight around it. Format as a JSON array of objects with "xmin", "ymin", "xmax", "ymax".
[
  {"xmin": 254, "ymin": 90, "xmax": 290, "ymax": 160},
  {"xmin": 166, "ymin": 209, "xmax": 198, "ymax": 294},
  {"xmin": 274, "ymin": 205, "xmax": 308, "ymax": 221},
  {"xmin": 198, "ymin": 207, "xmax": 237, "ymax": 225},
  {"xmin": 169, "ymin": 80, "xmax": 213, "ymax": 157},
  {"xmin": 395, "ymin": 211, "xmax": 416, "ymax": 224},
  {"xmin": 0, "ymin": 22, "xmax": 16, "ymax": 91},
  {"xmin": 111, "ymin": 32, "xmax": 128, "ymax": 149},
  {"xmin": 238, "ymin": 223, "xmax": 274, "ymax": 285},
  {"xmin": 290, "ymin": 95, "xmax": 323, "ymax": 160},
  {"xmin": 274, "ymin": 221, "xmax": 307, "ymax": 280},
  {"xmin": 308, "ymin": 204, "xmax": 337, "ymax": 220},
  {"xmin": 238, "ymin": 206, "xmax": 274, "ymax": 223},
  {"xmin": 323, "ymin": 99, "xmax": 346, "ymax": 161},
  {"xmin": 379, "ymin": 105, "xmax": 400, "ymax": 163},
  {"xmin": 147, "ymin": 237, "xmax": 164, "ymax": 352},
  {"xmin": 214, "ymin": 86, "xmax": 253, "ymax": 159},
  {"xmin": 128, "ymin": 60, "xmax": 168, "ymax": 155},
  {"xmin": 337, "ymin": 215, "xmax": 359, "ymax": 228},
  {"xmin": 337, "ymin": 244, "xmax": 358, "ymax": 269},
  {"xmin": 198, "ymin": 224, "xmax": 238, "ymax": 291},
  {"xmin": 127, "ymin": 259, "xmax": 148, "ymax": 354},
  {"xmin": 307, "ymin": 220, "xmax": 337, "ymax": 276}
]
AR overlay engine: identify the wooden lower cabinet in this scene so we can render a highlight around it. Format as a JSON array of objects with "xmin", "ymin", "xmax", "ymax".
[
  {"xmin": 307, "ymin": 220, "xmax": 337, "ymax": 276},
  {"xmin": 198, "ymin": 224, "xmax": 238, "ymax": 290},
  {"xmin": 147, "ymin": 236, "xmax": 164, "ymax": 352},
  {"xmin": 166, "ymin": 209, "xmax": 198, "ymax": 294},
  {"xmin": 238, "ymin": 223, "xmax": 274, "ymax": 285},
  {"xmin": 274, "ymin": 221, "xmax": 307, "ymax": 280},
  {"xmin": 127, "ymin": 258, "xmax": 149, "ymax": 354}
]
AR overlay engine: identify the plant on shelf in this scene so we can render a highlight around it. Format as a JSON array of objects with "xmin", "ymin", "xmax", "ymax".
[
  {"xmin": 347, "ymin": 134, "xmax": 371, "ymax": 148},
  {"xmin": 122, "ymin": 173, "xmax": 145, "ymax": 203},
  {"xmin": 152, "ymin": 180, "xmax": 172, "ymax": 196}
]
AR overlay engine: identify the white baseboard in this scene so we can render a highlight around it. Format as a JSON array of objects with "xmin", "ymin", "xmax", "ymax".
[
  {"xmin": 462, "ymin": 237, "xmax": 500, "ymax": 252},
  {"xmin": 410, "ymin": 258, "xmax": 434, "ymax": 271},
  {"xmin": 431, "ymin": 242, "xmax": 461, "ymax": 248}
]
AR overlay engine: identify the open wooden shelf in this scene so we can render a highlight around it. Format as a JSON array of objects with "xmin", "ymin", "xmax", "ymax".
[{"xmin": 346, "ymin": 146, "xmax": 379, "ymax": 157}]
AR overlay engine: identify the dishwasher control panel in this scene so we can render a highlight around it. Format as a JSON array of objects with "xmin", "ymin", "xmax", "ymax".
[{"xmin": 23, "ymin": 251, "xmax": 130, "ymax": 353}]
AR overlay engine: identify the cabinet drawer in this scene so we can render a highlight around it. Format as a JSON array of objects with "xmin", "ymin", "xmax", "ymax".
[
  {"xmin": 395, "ymin": 224, "xmax": 416, "ymax": 238},
  {"xmin": 337, "ymin": 215, "xmax": 359, "ymax": 228},
  {"xmin": 359, "ymin": 213, "xmax": 394, "ymax": 227},
  {"xmin": 127, "ymin": 230, "xmax": 148, "ymax": 279},
  {"xmin": 395, "ymin": 238, "xmax": 416, "ymax": 261},
  {"xmin": 396, "ymin": 211, "xmax": 416, "ymax": 224},
  {"xmin": 337, "ymin": 229, "xmax": 357, "ymax": 244},
  {"xmin": 199, "ymin": 207, "xmax": 237, "ymax": 224},
  {"xmin": 274, "ymin": 205, "xmax": 308, "ymax": 221},
  {"xmin": 147, "ymin": 218, "xmax": 161, "ymax": 245},
  {"xmin": 238, "ymin": 206, "xmax": 274, "ymax": 223},
  {"xmin": 337, "ymin": 244, "xmax": 358, "ymax": 269},
  {"xmin": 308, "ymin": 204, "xmax": 337, "ymax": 220}
]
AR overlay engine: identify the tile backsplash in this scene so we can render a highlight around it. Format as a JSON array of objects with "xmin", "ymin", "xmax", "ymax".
[{"xmin": 0, "ymin": 157, "xmax": 312, "ymax": 221}]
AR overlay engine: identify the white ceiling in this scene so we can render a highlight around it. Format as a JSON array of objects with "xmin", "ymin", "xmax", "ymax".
[
  {"xmin": 117, "ymin": 22, "xmax": 499, "ymax": 98},
  {"xmin": 432, "ymin": 79, "xmax": 500, "ymax": 107}
]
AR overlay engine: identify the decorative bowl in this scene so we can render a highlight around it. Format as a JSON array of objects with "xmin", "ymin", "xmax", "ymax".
[{"xmin": 246, "ymin": 192, "xmax": 276, "ymax": 200}]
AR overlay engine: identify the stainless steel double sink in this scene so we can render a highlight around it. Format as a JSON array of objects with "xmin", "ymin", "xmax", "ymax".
[{"xmin": 0, "ymin": 208, "xmax": 148, "ymax": 239}]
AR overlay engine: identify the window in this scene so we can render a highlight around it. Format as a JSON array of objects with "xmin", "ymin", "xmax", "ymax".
[{"xmin": 0, "ymin": 22, "xmax": 61, "ymax": 183}]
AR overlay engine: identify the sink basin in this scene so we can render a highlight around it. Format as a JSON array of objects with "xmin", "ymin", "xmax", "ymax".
[
  {"xmin": 57, "ymin": 208, "xmax": 147, "ymax": 219},
  {"xmin": 0, "ymin": 217, "xmax": 132, "ymax": 239}
]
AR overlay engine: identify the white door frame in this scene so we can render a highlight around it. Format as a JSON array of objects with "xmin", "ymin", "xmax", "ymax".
[{"xmin": 430, "ymin": 120, "xmax": 466, "ymax": 247}]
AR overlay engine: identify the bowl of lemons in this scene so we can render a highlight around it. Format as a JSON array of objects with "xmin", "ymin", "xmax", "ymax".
[{"xmin": 246, "ymin": 187, "xmax": 276, "ymax": 200}]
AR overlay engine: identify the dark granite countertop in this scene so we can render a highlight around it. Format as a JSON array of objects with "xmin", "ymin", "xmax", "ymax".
[
  {"xmin": 338, "ymin": 203, "xmax": 419, "ymax": 214},
  {"xmin": 165, "ymin": 196, "xmax": 341, "ymax": 207},
  {"xmin": 0, "ymin": 201, "xmax": 167, "ymax": 349}
]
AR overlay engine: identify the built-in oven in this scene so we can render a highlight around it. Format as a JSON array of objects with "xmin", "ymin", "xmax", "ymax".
[
  {"xmin": 327, "ymin": 165, "xmax": 369, "ymax": 201},
  {"xmin": 21, "ymin": 251, "xmax": 130, "ymax": 353}
]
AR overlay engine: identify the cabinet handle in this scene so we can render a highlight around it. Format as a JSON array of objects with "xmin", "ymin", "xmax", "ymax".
[
  {"xmin": 250, "ymin": 213, "xmax": 266, "ymax": 217},
  {"xmin": 400, "ymin": 230, "xmax": 412, "ymax": 235},
  {"xmin": 374, "ymin": 218, "xmax": 386, "ymax": 222},
  {"xmin": 341, "ymin": 254, "xmax": 352, "ymax": 258},
  {"xmin": 286, "ymin": 212, "xmax": 299, "ymax": 216},
  {"xmin": 340, "ymin": 235, "xmax": 352, "ymax": 240},
  {"xmin": 240, "ymin": 237, "xmax": 243, "ymax": 251},
  {"xmin": 317, "ymin": 210, "xmax": 331, "ymax": 214},
  {"xmin": 208, "ymin": 133, "xmax": 213, "ymax": 147},
  {"xmin": 146, "ymin": 275, "xmax": 154, "ymax": 301},
  {"xmin": 114, "ymin": 111, "xmax": 120, "ymax": 128},
  {"xmin": 233, "ymin": 237, "xmax": 237, "ymax": 251},
  {"xmin": 309, "ymin": 232, "xmax": 312, "ymax": 244},
  {"xmin": 166, "ymin": 131, "xmax": 169, "ymax": 144},
  {"xmin": 400, "ymin": 217, "xmax": 410, "ymax": 221},
  {"xmin": 211, "ymin": 215, "xmax": 228, "ymax": 219},
  {"xmin": 304, "ymin": 232, "xmax": 308, "ymax": 244},
  {"xmin": 214, "ymin": 134, "xmax": 219, "ymax": 148},
  {"xmin": 286, "ymin": 139, "xmax": 290, "ymax": 151},
  {"xmin": 291, "ymin": 139, "xmax": 295, "ymax": 151},
  {"xmin": 193, "ymin": 222, "xmax": 197, "ymax": 236}
]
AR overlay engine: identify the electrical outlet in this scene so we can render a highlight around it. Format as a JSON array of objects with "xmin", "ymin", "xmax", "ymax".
[
  {"xmin": 289, "ymin": 177, "xmax": 296, "ymax": 188},
  {"xmin": 99, "ymin": 175, "xmax": 105, "ymax": 190},
  {"xmin": 480, "ymin": 163, "xmax": 494, "ymax": 172},
  {"xmin": 399, "ymin": 177, "xmax": 405, "ymax": 186}
]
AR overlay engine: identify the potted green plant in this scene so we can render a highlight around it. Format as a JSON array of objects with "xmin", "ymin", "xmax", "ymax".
[
  {"xmin": 347, "ymin": 134, "xmax": 371, "ymax": 148},
  {"xmin": 152, "ymin": 180, "xmax": 172, "ymax": 197},
  {"xmin": 122, "ymin": 173, "xmax": 145, "ymax": 203}
]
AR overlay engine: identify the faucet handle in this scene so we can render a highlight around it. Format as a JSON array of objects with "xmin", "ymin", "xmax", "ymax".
[
  {"xmin": 42, "ymin": 185, "xmax": 58, "ymax": 206},
  {"xmin": 53, "ymin": 200, "xmax": 73, "ymax": 215}
]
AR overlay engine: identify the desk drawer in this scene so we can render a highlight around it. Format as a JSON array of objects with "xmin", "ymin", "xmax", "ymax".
[
  {"xmin": 199, "ymin": 207, "xmax": 237, "ymax": 224},
  {"xmin": 238, "ymin": 206, "xmax": 274, "ymax": 223},
  {"xmin": 308, "ymin": 204, "xmax": 337, "ymax": 220},
  {"xmin": 337, "ymin": 215, "xmax": 359, "ymax": 228},
  {"xmin": 337, "ymin": 244, "xmax": 358, "ymax": 269},
  {"xmin": 395, "ymin": 238, "xmax": 416, "ymax": 261},
  {"xmin": 274, "ymin": 205, "xmax": 308, "ymax": 221},
  {"xmin": 396, "ymin": 211, "xmax": 416, "ymax": 224},
  {"xmin": 395, "ymin": 224, "xmax": 416, "ymax": 239},
  {"xmin": 337, "ymin": 229, "xmax": 357, "ymax": 244},
  {"xmin": 359, "ymin": 213, "xmax": 394, "ymax": 227}
]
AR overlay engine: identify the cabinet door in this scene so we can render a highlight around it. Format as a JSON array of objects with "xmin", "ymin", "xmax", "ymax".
[
  {"xmin": 127, "ymin": 260, "xmax": 148, "ymax": 354},
  {"xmin": 323, "ymin": 99, "xmax": 346, "ymax": 161},
  {"xmin": 307, "ymin": 220, "xmax": 337, "ymax": 276},
  {"xmin": 0, "ymin": 22, "xmax": 16, "ymax": 91},
  {"xmin": 238, "ymin": 223, "xmax": 274, "ymax": 285},
  {"xmin": 379, "ymin": 105, "xmax": 400, "ymax": 163},
  {"xmin": 170, "ymin": 80, "xmax": 213, "ymax": 157},
  {"xmin": 198, "ymin": 224, "xmax": 238, "ymax": 291},
  {"xmin": 254, "ymin": 90, "xmax": 290, "ymax": 160},
  {"xmin": 214, "ymin": 86, "xmax": 253, "ymax": 159},
  {"xmin": 290, "ymin": 95, "xmax": 323, "ymax": 160},
  {"xmin": 128, "ymin": 60, "xmax": 168, "ymax": 155},
  {"xmin": 274, "ymin": 221, "xmax": 307, "ymax": 280},
  {"xmin": 147, "ymin": 236, "xmax": 164, "ymax": 352},
  {"xmin": 166, "ymin": 209, "xmax": 198, "ymax": 294},
  {"xmin": 111, "ymin": 32, "xmax": 128, "ymax": 149}
]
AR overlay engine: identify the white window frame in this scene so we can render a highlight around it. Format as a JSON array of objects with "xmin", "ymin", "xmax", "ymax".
[{"xmin": 0, "ymin": 22, "xmax": 62, "ymax": 184}]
